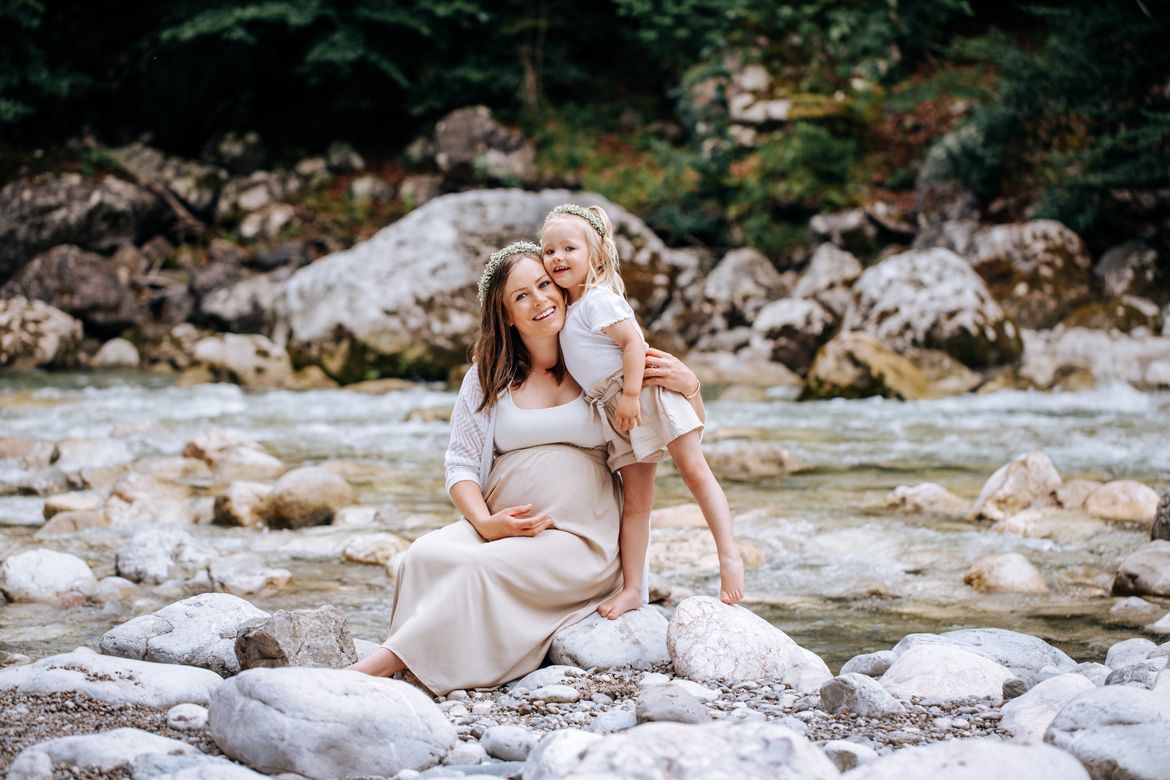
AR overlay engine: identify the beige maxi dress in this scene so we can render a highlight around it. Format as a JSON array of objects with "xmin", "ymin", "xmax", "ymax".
[{"xmin": 382, "ymin": 394, "xmax": 622, "ymax": 695}]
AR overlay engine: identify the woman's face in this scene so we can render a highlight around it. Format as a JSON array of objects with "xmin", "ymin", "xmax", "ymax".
[{"xmin": 501, "ymin": 256, "xmax": 566, "ymax": 340}]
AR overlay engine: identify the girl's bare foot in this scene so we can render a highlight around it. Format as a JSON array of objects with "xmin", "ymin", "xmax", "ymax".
[
  {"xmin": 597, "ymin": 588, "xmax": 643, "ymax": 620},
  {"xmin": 345, "ymin": 647, "xmax": 404, "ymax": 677},
  {"xmin": 718, "ymin": 553, "xmax": 745, "ymax": 606}
]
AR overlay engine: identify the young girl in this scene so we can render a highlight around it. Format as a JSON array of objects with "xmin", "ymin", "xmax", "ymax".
[{"xmin": 541, "ymin": 203, "xmax": 744, "ymax": 619}]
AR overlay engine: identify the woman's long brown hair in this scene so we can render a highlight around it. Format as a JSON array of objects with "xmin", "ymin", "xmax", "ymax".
[{"xmin": 473, "ymin": 251, "xmax": 566, "ymax": 413}]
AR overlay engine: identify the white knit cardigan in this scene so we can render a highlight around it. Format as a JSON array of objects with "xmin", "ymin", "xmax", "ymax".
[{"xmin": 443, "ymin": 367, "xmax": 497, "ymax": 495}]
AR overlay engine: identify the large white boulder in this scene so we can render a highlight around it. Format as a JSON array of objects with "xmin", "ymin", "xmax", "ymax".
[
  {"xmin": 842, "ymin": 738, "xmax": 1088, "ymax": 780},
  {"xmin": 1044, "ymin": 684, "xmax": 1170, "ymax": 780},
  {"xmin": 100, "ymin": 592, "xmax": 269, "ymax": 676},
  {"xmin": 667, "ymin": 596, "xmax": 830, "ymax": 692},
  {"xmin": 208, "ymin": 668, "xmax": 456, "ymax": 777},
  {"xmin": 841, "ymin": 247, "xmax": 1022, "ymax": 367},
  {"xmin": 891, "ymin": 629, "xmax": 1076, "ymax": 677},
  {"xmin": 1105, "ymin": 638, "xmax": 1160, "ymax": 671},
  {"xmin": 0, "ymin": 548, "xmax": 96, "ymax": 602},
  {"xmin": 792, "ymin": 242, "xmax": 862, "ymax": 318},
  {"xmin": 0, "ymin": 647, "xmax": 221, "ymax": 707},
  {"xmin": 274, "ymin": 189, "xmax": 691, "ymax": 382},
  {"xmin": 521, "ymin": 721, "xmax": 838, "ymax": 779},
  {"xmin": 0, "ymin": 295, "xmax": 83, "ymax": 369},
  {"xmin": 750, "ymin": 297, "xmax": 834, "ymax": 373},
  {"xmin": 970, "ymin": 451, "xmax": 1062, "ymax": 522},
  {"xmin": 5, "ymin": 728, "xmax": 206, "ymax": 780},
  {"xmin": 880, "ymin": 643, "xmax": 1013, "ymax": 703},
  {"xmin": 191, "ymin": 333, "xmax": 293, "ymax": 389},
  {"xmin": 1001, "ymin": 673, "xmax": 1096, "ymax": 743},
  {"xmin": 966, "ymin": 219, "xmax": 1094, "ymax": 329},
  {"xmin": 258, "ymin": 465, "xmax": 352, "ymax": 529},
  {"xmin": 1113, "ymin": 541, "xmax": 1170, "ymax": 598},
  {"xmin": 114, "ymin": 528, "xmax": 216, "ymax": 584},
  {"xmin": 804, "ymin": 330, "xmax": 929, "ymax": 400},
  {"xmin": 549, "ymin": 609, "xmax": 669, "ymax": 670}
]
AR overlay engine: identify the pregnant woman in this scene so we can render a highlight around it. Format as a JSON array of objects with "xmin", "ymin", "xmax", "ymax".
[{"xmin": 348, "ymin": 241, "xmax": 703, "ymax": 695}]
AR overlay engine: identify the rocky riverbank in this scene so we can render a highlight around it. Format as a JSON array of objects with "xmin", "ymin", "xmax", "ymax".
[{"xmin": 1, "ymin": 106, "xmax": 1168, "ymax": 396}]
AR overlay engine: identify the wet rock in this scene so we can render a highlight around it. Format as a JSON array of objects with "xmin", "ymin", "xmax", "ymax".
[
  {"xmin": 822, "ymin": 739, "xmax": 879, "ymax": 772},
  {"xmin": 894, "ymin": 628, "xmax": 1076, "ymax": 677},
  {"xmin": 963, "ymin": 553, "xmax": 1049, "ymax": 594},
  {"xmin": 1018, "ymin": 327, "xmax": 1170, "ymax": 391},
  {"xmin": 0, "ymin": 296, "xmax": 83, "ymax": 369},
  {"xmin": 992, "ymin": 507, "xmax": 1107, "ymax": 544},
  {"xmin": 1112, "ymin": 541, "xmax": 1170, "ymax": 598},
  {"xmin": 191, "ymin": 333, "xmax": 293, "ymax": 389},
  {"xmin": 0, "ymin": 173, "xmax": 162, "ymax": 283},
  {"xmin": 258, "ymin": 466, "xmax": 352, "ymax": 529},
  {"xmin": 274, "ymin": 189, "xmax": 691, "ymax": 382},
  {"xmin": 1109, "ymin": 598, "xmax": 1167, "ymax": 627},
  {"xmin": 635, "ymin": 683, "xmax": 710, "ymax": 724},
  {"xmin": 880, "ymin": 644, "xmax": 1013, "ymax": 703},
  {"xmin": 792, "ymin": 243, "xmax": 862, "ymax": 319},
  {"xmin": 0, "ymin": 647, "xmax": 221, "ymax": 706},
  {"xmin": 433, "ymin": 106, "xmax": 533, "ymax": 183},
  {"xmin": 667, "ymin": 596, "xmax": 831, "ymax": 692},
  {"xmin": 701, "ymin": 440, "xmax": 803, "ymax": 481},
  {"xmin": 840, "ymin": 650, "xmax": 897, "ymax": 678},
  {"xmin": 884, "ymin": 483, "xmax": 968, "ymax": 517},
  {"xmin": 91, "ymin": 337, "xmax": 141, "ymax": 369},
  {"xmin": 1085, "ymin": 480, "xmax": 1160, "ymax": 524},
  {"xmin": 114, "ymin": 528, "xmax": 215, "ymax": 584},
  {"xmin": 804, "ymin": 331, "xmax": 929, "ymax": 400},
  {"xmin": 750, "ymin": 297, "xmax": 834, "ymax": 373},
  {"xmin": 526, "ymin": 721, "xmax": 838, "ymax": 779},
  {"xmin": 1044, "ymin": 684, "xmax": 1170, "ymax": 780},
  {"xmin": 819, "ymin": 673, "xmax": 906, "ymax": 716},
  {"xmin": 0, "ymin": 436, "xmax": 56, "ymax": 468},
  {"xmin": 182, "ymin": 431, "xmax": 261, "ymax": 465},
  {"xmin": 212, "ymin": 481, "xmax": 272, "ymax": 527},
  {"xmin": 209, "ymin": 668, "xmax": 456, "ymax": 777},
  {"xmin": 842, "ymin": 247, "xmax": 1021, "ymax": 368},
  {"xmin": 3, "ymin": 244, "xmax": 144, "ymax": 336},
  {"xmin": 234, "ymin": 605, "xmax": 357, "ymax": 670},
  {"xmin": 481, "ymin": 724, "xmax": 537, "ymax": 761},
  {"xmin": 0, "ymin": 548, "xmax": 97, "ymax": 602},
  {"xmin": 844, "ymin": 738, "xmax": 1088, "ymax": 779},
  {"xmin": 209, "ymin": 553, "xmax": 291, "ymax": 596},
  {"xmin": 6, "ymin": 727, "xmax": 206, "ymax": 779},
  {"xmin": 100, "ymin": 592, "xmax": 269, "ymax": 676},
  {"xmin": 1001, "ymin": 673, "xmax": 1096, "ymax": 743},
  {"xmin": 966, "ymin": 219, "xmax": 1095, "ymax": 329},
  {"xmin": 970, "ymin": 451, "xmax": 1062, "ymax": 523},
  {"xmin": 341, "ymin": 532, "xmax": 411, "ymax": 565}
]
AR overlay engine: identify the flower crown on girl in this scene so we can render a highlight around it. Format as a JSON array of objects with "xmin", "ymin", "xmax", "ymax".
[
  {"xmin": 478, "ymin": 241, "xmax": 542, "ymax": 306},
  {"xmin": 545, "ymin": 203, "xmax": 607, "ymax": 239}
]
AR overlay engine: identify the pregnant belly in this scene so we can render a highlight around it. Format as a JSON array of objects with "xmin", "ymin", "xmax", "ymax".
[{"xmin": 484, "ymin": 444, "xmax": 620, "ymax": 537}]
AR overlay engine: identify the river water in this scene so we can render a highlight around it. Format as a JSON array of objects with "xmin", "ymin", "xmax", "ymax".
[{"xmin": 2, "ymin": 372, "xmax": 1168, "ymax": 669}]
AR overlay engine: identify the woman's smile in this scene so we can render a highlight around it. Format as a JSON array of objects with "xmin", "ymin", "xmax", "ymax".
[{"xmin": 533, "ymin": 305, "xmax": 557, "ymax": 321}]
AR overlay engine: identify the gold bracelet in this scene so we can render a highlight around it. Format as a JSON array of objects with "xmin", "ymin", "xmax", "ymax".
[{"xmin": 683, "ymin": 380, "xmax": 701, "ymax": 400}]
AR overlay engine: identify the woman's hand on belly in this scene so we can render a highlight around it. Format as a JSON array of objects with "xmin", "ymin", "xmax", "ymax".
[{"xmin": 476, "ymin": 503, "xmax": 555, "ymax": 541}]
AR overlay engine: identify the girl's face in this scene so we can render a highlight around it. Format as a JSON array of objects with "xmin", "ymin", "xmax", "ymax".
[
  {"xmin": 541, "ymin": 217, "xmax": 591, "ymax": 300},
  {"xmin": 501, "ymin": 256, "xmax": 566, "ymax": 340}
]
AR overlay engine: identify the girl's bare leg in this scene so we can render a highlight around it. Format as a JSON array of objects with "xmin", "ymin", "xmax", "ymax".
[
  {"xmin": 667, "ymin": 430, "xmax": 744, "ymax": 605},
  {"xmin": 346, "ymin": 647, "xmax": 406, "ymax": 677},
  {"xmin": 598, "ymin": 462, "xmax": 657, "ymax": 619}
]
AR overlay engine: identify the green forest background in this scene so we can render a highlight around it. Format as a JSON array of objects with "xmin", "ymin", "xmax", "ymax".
[{"xmin": 2, "ymin": 0, "xmax": 1169, "ymax": 259}]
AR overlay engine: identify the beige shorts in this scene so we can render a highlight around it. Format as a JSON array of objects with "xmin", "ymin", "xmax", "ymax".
[{"xmin": 584, "ymin": 370, "xmax": 703, "ymax": 471}]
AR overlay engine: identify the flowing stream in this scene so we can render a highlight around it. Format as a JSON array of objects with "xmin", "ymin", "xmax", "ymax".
[{"xmin": 2, "ymin": 372, "xmax": 1168, "ymax": 669}]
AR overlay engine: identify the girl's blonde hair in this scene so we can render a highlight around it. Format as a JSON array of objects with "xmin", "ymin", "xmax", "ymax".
[{"xmin": 543, "ymin": 204, "xmax": 625, "ymax": 297}]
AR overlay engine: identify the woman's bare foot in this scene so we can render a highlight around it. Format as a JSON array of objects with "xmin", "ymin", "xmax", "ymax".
[
  {"xmin": 718, "ymin": 553, "xmax": 745, "ymax": 606},
  {"xmin": 345, "ymin": 647, "xmax": 404, "ymax": 677},
  {"xmin": 597, "ymin": 588, "xmax": 642, "ymax": 620}
]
